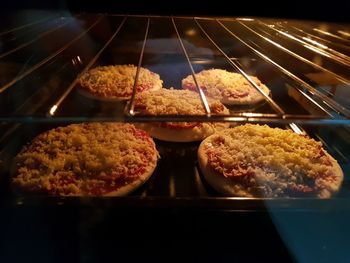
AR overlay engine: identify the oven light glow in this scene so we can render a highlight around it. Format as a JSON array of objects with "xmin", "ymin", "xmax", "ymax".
[
  {"xmin": 49, "ymin": 105, "xmax": 58, "ymax": 116},
  {"xmin": 289, "ymin": 123, "xmax": 305, "ymax": 135},
  {"xmin": 236, "ymin": 18, "xmax": 254, "ymax": 21},
  {"xmin": 72, "ymin": 56, "xmax": 82, "ymax": 66},
  {"xmin": 242, "ymin": 112, "xmax": 257, "ymax": 117},
  {"xmin": 313, "ymin": 28, "xmax": 345, "ymax": 41},
  {"xmin": 169, "ymin": 175, "xmax": 175, "ymax": 197},
  {"xmin": 185, "ymin": 29, "xmax": 196, "ymax": 36},
  {"xmin": 338, "ymin": 30, "xmax": 350, "ymax": 37},
  {"xmin": 302, "ymin": 37, "xmax": 328, "ymax": 49},
  {"xmin": 303, "ymin": 44, "xmax": 330, "ymax": 58}
]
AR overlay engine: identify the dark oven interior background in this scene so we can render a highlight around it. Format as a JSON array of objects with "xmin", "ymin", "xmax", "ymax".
[{"xmin": 2, "ymin": 0, "xmax": 350, "ymax": 23}]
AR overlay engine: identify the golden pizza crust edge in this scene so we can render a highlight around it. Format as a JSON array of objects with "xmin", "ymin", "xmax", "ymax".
[{"xmin": 137, "ymin": 122, "xmax": 230, "ymax": 142}]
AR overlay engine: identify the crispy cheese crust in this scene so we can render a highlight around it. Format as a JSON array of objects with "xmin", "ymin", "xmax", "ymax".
[
  {"xmin": 134, "ymin": 89, "xmax": 230, "ymax": 142},
  {"xmin": 182, "ymin": 69, "xmax": 270, "ymax": 105},
  {"xmin": 78, "ymin": 65, "xmax": 163, "ymax": 100},
  {"xmin": 198, "ymin": 124, "xmax": 343, "ymax": 198},
  {"xmin": 12, "ymin": 123, "xmax": 159, "ymax": 196}
]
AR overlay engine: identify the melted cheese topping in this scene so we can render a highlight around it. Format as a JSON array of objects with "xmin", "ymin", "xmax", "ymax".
[
  {"xmin": 182, "ymin": 69, "xmax": 270, "ymax": 103},
  {"xmin": 12, "ymin": 123, "xmax": 158, "ymax": 196},
  {"xmin": 204, "ymin": 124, "xmax": 342, "ymax": 197},
  {"xmin": 134, "ymin": 89, "xmax": 229, "ymax": 115},
  {"xmin": 78, "ymin": 65, "xmax": 163, "ymax": 99}
]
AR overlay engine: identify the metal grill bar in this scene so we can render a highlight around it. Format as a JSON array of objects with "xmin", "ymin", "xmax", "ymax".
[
  {"xmin": 0, "ymin": 15, "xmax": 349, "ymax": 124},
  {"xmin": 0, "ymin": 15, "xmax": 104, "ymax": 94},
  {"xmin": 238, "ymin": 20, "xmax": 350, "ymax": 84},
  {"xmin": 258, "ymin": 21, "xmax": 350, "ymax": 67},
  {"xmin": 12, "ymin": 60, "xmax": 73, "ymax": 116},
  {"xmin": 313, "ymin": 28, "xmax": 350, "ymax": 43},
  {"xmin": 270, "ymin": 22, "xmax": 350, "ymax": 64},
  {"xmin": 128, "ymin": 18, "xmax": 150, "ymax": 116},
  {"xmin": 49, "ymin": 16, "xmax": 127, "ymax": 116},
  {"xmin": 0, "ymin": 124, "xmax": 20, "ymax": 149},
  {"xmin": 217, "ymin": 19, "xmax": 350, "ymax": 117},
  {"xmin": 194, "ymin": 18, "xmax": 285, "ymax": 116},
  {"xmin": 2, "ymin": 115, "xmax": 350, "ymax": 125},
  {"xmin": 0, "ymin": 15, "xmax": 56, "ymax": 36},
  {"xmin": 0, "ymin": 17, "xmax": 74, "ymax": 59},
  {"xmin": 302, "ymin": 37, "xmax": 350, "ymax": 62},
  {"xmin": 289, "ymin": 24, "xmax": 350, "ymax": 52},
  {"xmin": 172, "ymin": 17, "xmax": 211, "ymax": 116},
  {"xmin": 338, "ymin": 30, "xmax": 350, "ymax": 38},
  {"xmin": 288, "ymin": 123, "xmax": 306, "ymax": 135}
]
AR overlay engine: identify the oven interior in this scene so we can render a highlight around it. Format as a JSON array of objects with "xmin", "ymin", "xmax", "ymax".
[{"xmin": 0, "ymin": 12, "xmax": 350, "ymax": 262}]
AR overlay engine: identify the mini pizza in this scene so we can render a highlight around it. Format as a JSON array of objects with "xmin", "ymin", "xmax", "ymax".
[
  {"xmin": 78, "ymin": 65, "xmax": 163, "ymax": 101},
  {"xmin": 133, "ymin": 89, "xmax": 230, "ymax": 142},
  {"xmin": 182, "ymin": 69, "xmax": 270, "ymax": 105},
  {"xmin": 198, "ymin": 124, "xmax": 343, "ymax": 198},
  {"xmin": 12, "ymin": 123, "xmax": 159, "ymax": 196}
]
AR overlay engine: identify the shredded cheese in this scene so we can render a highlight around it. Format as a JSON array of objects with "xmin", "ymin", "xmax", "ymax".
[
  {"xmin": 204, "ymin": 124, "xmax": 342, "ymax": 197},
  {"xmin": 182, "ymin": 69, "xmax": 270, "ymax": 104},
  {"xmin": 134, "ymin": 88, "xmax": 229, "ymax": 115},
  {"xmin": 12, "ymin": 123, "xmax": 158, "ymax": 196},
  {"xmin": 78, "ymin": 65, "xmax": 163, "ymax": 99}
]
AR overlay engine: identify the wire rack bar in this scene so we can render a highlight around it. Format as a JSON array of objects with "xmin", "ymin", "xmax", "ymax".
[
  {"xmin": 49, "ymin": 16, "xmax": 127, "ymax": 116},
  {"xmin": 1, "ymin": 115, "xmax": 350, "ymax": 125},
  {"xmin": 194, "ymin": 18, "xmax": 285, "ymax": 116},
  {"xmin": 0, "ymin": 15, "xmax": 104, "ymax": 94},
  {"xmin": 257, "ymin": 21, "xmax": 350, "ymax": 67},
  {"xmin": 313, "ymin": 28, "xmax": 350, "ymax": 44},
  {"xmin": 217, "ymin": 19, "xmax": 350, "ymax": 117},
  {"xmin": 0, "ymin": 17, "xmax": 75, "ymax": 60},
  {"xmin": 238, "ymin": 20, "xmax": 350, "ymax": 84},
  {"xmin": 272, "ymin": 22, "xmax": 350, "ymax": 64},
  {"xmin": 127, "ymin": 18, "xmax": 151, "ymax": 116},
  {"xmin": 0, "ymin": 15, "xmax": 56, "ymax": 36},
  {"xmin": 171, "ymin": 17, "xmax": 211, "ymax": 116},
  {"xmin": 289, "ymin": 24, "xmax": 350, "ymax": 52}
]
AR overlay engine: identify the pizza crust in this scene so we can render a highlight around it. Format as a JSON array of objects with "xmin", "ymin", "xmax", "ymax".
[
  {"xmin": 77, "ymin": 83, "xmax": 161, "ymax": 102},
  {"xmin": 103, "ymin": 159, "xmax": 157, "ymax": 196},
  {"xmin": 197, "ymin": 125, "xmax": 344, "ymax": 198},
  {"xmin": 77, "ymin": 85, "xmax": 132, "ymax": 102},
  {"xmin": 133, "ymin": 89, "xmax": 230, "ymax": 142},
  {"xmin": 137, "ymin": 122, "xmax": 230, "ymax": 142},
  {"xmin": 198, "ymin": 140, "xmax": 254, "ymax": 197},
  {"xmin": 182, "ymin": 69, "xmax": 271, "ymax": 105},
  {"xmin": 221, "ymin": 83, "xmax": 270, "ymax": 105},
  {"xmin": 317, "ymin": 153, "xmax": 343, "ymax": 198}
]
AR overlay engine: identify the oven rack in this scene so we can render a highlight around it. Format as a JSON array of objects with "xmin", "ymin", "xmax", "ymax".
[
  {"xmin": 0, "ymin": 13, "xmax": 350, "ymax": 209},
  {"xmin": 0, "ymin": 14, "xmax": 349, "ymax": 125}
]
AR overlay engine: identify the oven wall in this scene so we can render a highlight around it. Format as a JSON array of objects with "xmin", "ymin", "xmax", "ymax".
[{"xmin": 2, "ymin": 0, "xmax": 350, "ymax": 23}]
